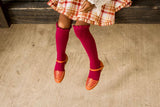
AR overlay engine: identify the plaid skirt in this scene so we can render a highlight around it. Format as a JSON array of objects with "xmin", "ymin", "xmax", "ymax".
[{"xmin": 47, "ymin": 0, "xmax": 132, "ymax": 26}]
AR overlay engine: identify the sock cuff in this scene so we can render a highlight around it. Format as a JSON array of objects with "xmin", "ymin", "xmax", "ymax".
[{"xmin": 72, "ymin": 24, "xmax": 90, "ymax": 30}]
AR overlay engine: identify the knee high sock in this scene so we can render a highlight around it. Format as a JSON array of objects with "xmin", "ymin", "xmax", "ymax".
[
  {"xmin": 73, "ymin": 24, "xmax": 101, "ymax": 80},
  {"xmin": 54, "ymin": 21, "xmax": 71, "ymax": 71}
]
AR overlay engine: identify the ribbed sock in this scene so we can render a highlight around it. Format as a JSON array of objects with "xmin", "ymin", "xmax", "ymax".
[
  {"xmin": 73, "ymin": 24, "xmax": 102, "ymax": 80},
  {"xmin": 54, "ymin": 21, "xmax": 71, "ymax": 71}
]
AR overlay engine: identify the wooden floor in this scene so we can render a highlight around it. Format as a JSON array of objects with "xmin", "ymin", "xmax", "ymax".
[{"xmin": 0, "ymin": 24, "xmax": 160, "ymax": 107}]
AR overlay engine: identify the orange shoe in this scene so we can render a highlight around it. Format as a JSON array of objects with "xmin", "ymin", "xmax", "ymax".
[
  {"xmin": 86, "ymin": 60, "xmax": 104, "ymax": 90},
  {"xmin": 54, "ymin": 54, "xmax": 68, "ymax": 83}
]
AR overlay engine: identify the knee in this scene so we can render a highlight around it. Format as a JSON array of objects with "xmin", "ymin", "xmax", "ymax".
[
  {"xmin": 58, "ymin": 14, "xmax": 73, "ymax": 29},
  {"xmin": 75, "ymin": 20, "xmax": 90, "ymax": 26},
  {"xmin": 73, "ymin": 21, "xmax": 91, "ymax": 38},
  {"xmin": 58, "ymin": 21, "xmax": 72, "ymax": 29}
]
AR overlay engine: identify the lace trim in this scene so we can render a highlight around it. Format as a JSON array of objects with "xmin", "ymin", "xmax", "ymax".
[{"xmin": 87, "ymin": 0, "xmax": 112, "ymax": 15}]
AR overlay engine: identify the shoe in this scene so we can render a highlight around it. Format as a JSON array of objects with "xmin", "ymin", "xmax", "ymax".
[
  {"xmin": 54, "ymin": 54, "xmax": 68, "ymax": 83},
  {"xmin": 86, "ymin": 60, "xmax": 104, "ymax": 90}
]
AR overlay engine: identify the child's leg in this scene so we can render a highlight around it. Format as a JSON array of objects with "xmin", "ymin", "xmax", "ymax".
[
  {"xmin": 54, "ymin": 13, "xmax": 72, "ymax": 71},
  {"xmin": 73, "ymin": 20, "xmax": 102, "ymax": 80}
]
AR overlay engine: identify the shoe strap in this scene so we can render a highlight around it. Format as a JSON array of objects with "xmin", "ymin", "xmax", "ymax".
[
  {"xmin": 90, "ymin": 61, "xmax": 104, "ymax": 71},
  {"xmin": 56, "ymin": 55, "xmax": 68, "ymax": 63},
  {"xmin": 90, "ymin": 65, "xmax": 104, "ymax": 71}
]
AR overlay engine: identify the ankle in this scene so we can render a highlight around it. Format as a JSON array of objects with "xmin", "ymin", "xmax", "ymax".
[
  {"xmin": 90, "ymin": 59, "xmax": 101, "ymax": 69},
  {"xmin": 57, "ymin": 53, "xmax": 67, "ymax": 61}
]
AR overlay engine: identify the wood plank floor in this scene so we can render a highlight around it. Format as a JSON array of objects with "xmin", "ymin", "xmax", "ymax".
[{"xmin": 0, "ymin": 24, "xmax": 160, "ymax": 107}]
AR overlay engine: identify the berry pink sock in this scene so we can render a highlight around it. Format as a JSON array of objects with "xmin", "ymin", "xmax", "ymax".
[
  {"xmin": 73, "ymin": 24, "xmax": 101, "ymax": 80},
  {"xmin": 54, "ymin": 21, "xmax": 71, "ymax": 71}
]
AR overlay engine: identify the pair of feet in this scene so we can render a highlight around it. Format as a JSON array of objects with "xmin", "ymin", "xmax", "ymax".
[{"xmin": 54, "ymin": 54, "xmax": 104, "ymax": 90}]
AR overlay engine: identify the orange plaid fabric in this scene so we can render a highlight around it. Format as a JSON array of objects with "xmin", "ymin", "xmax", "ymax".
[{"xmin": 47, "ymin": 0, "xmax": 132, "ymax": 26}]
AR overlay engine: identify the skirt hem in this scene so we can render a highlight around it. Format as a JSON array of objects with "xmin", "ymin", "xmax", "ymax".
[
  {"xmin": 47, "ymin": 1, "xmax": 115, "ymax": 26},
  {"xmin": 115, "ymin": 0, "xmax": 133, "ymax": 12}
]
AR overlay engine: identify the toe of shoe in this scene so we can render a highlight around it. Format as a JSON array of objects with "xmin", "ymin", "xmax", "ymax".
[
  {"xmin": 54, "ymin": 70, "xmax": 65, "ymax": 83},
  {"xmin": 86, "ymin": 78, "xmax": 99, "ymax": 90}
]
